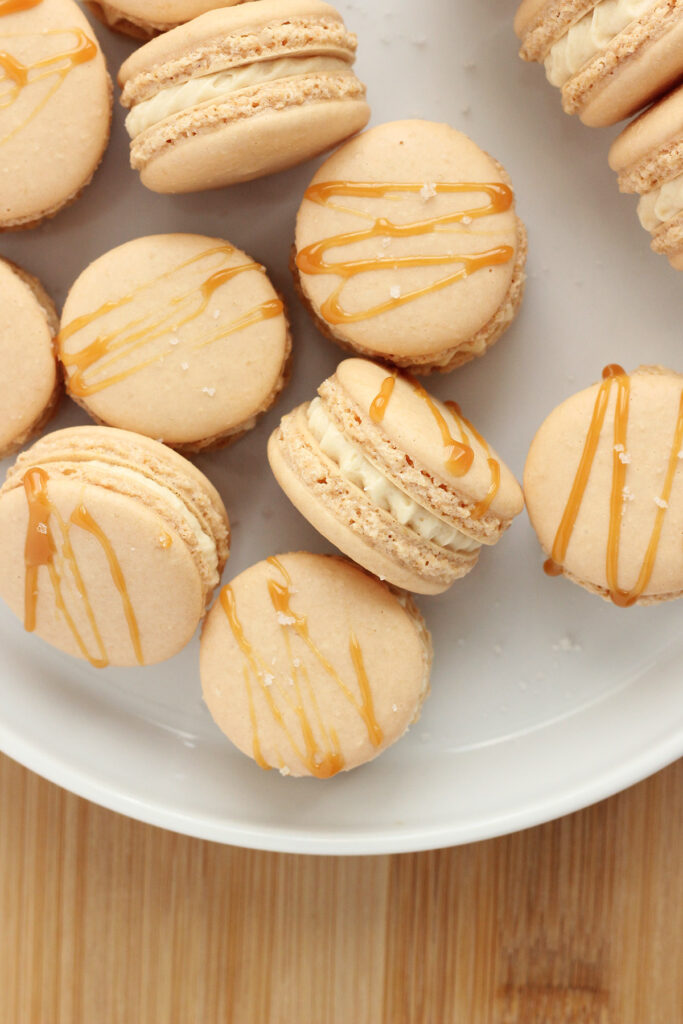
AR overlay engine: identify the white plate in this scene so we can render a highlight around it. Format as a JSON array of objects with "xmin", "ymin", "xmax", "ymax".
[{"xmin": 0, "ymin": 0, "xmax": 681, "ymax": 855}]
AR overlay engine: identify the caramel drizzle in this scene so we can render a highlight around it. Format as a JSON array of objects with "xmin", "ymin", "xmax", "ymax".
[
  {"xmin": 544, "ymin": 365, "xmax": 683, "ymax": 606},
  {"xmin": 220, "ymin": 558, "xmax": 384, "ymax": 778},
  {"xmin": 0, "ymin": 0, "xmax": 43, "ymax": 15},
  {"xmin": 296, "ymin": 181, "xmax": 514, "ymax": 325},
  {"xmin": 0, "ymin": 29, "xmax": 97, "ymax": 144},
  {"xmin": 22, "ymin": 468, "xmax": 143, "ymax": 667},
  {"xmin": 369, "ymin": 373, "xmax": 500, "ymax": 518},
  {"xmin": 58, "ymin": 245, "xmax": 283, "ymax": 397}
]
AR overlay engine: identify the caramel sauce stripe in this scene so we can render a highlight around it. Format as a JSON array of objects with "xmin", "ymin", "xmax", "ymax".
[{"xmin": 296, "ymin": 181, "xmax": 514, "ymax": 325}]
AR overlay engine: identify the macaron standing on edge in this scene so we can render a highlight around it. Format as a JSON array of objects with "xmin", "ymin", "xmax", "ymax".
[
  {"xmin": 514, "ymin": 0, "xmax": 683, "ymax": 127},
  {"xmin": 85, "ymin": 0, "xmax": 246, "ymax": 40},
  {"xmin": 118, "ymin": 0, "xmax": 371, "ymax": 194},
  {"xmin": 0, "ymin": 257, "xmax": 61, "ymax": 457},
  {"xmin": 200, "ymin": 552, "xmax": 433, "ymax": 778},
  {"xmin": 524, "ymin": 364, "xmax": 683, "ymax": 605},
  {"xmin": 609, "ymin": 83, "xmax": 683, "ymax": 268},
  {"xmin": 58, "ymin": 234, "xmax": 292, "ymax": 452},
  {"xmin": 0, "ymin": 0, "xmax": 112, "ymax": 230},
  {"xmin": 292, "ymin": 120, "xmax": 527, "ymax": 374},
  {"xmin": 268, "ymin": 358, "xmax": 525, "ymax": 595},
  {"xmin": 0, "ymin": 427, "xmax": 230, "ymax": 666}
]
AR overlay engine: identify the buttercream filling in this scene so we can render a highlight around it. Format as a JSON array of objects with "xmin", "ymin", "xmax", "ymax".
[
  {"xmin": 306, "ymin": 399, "xmax": 482, "ymax": 555},
  {"xmin": 637, "ymin": 173, "xmax": 683, "ymax": 231},
  {"xmin": 125, "ymin": 55, "xmax": 353, "ymax": 138},
  {"xmin": 544, "ymin": 0, "xmax": 657, "ymax": 87}
]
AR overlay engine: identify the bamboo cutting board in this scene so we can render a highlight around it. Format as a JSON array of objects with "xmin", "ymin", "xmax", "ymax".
[{"xmin": 0, "ymin": 753, "xmax": 680, "ymax": 1024}]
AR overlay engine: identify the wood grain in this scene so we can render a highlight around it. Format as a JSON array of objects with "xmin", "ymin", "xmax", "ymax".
[{"xmin": 0, "ymin": 753, "xmax": 680, "ymax": 1024}]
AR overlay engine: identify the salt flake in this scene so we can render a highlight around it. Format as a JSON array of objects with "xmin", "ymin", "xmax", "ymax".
[
  {"xmin": 419, "ymin": 182, "xmax": 437, "ymax": 200},
  {"xmin": 276, "ymin": 612, "xmax": 296, "ymax": 626},
  {"xmin": 389, "ymin": 285, "xmax": 402, "ymax": 300}
]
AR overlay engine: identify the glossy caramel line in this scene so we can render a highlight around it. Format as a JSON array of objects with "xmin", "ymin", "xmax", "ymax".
[
  {"xmin": 407, "ymin": 377, "xmax": 474, "ymax": 477},
  {"xmin": 605, "ymin": 373, "xmax": 631, "ymax": 602},
  {"xmin": 349, "ymin": 633, "xmax": 383, "ymax": 748},
  {"xmin": 296, "ymin": 181, "xmax": 514, "ymax": 325},
  {"xmin": 369, "ymin": 374, "xmax": 395, "ymax": 423},
  {"xmin": 0, "ymin": 0, "xmax": 42, "ymax": 14}
]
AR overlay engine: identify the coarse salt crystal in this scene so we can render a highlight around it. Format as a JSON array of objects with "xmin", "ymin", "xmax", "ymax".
[
  {"xmin": 37, "ymin": 523, "xmax": 47, "ymax": 535},
  {"xmin": 276, "ymin": 612, "xmax": 296, "ymax": 626},
  {"xmin": 279, "ymin": 766, "xmax": 291, "ymax": 777},
  {"xmin": 169, "ymin": 336, "xmax": 179, "ymax": 346},
  {"xmin": 614, "ymin": 443, "xmax": 624, "ymax": 453},
  {"xmin": 292, "ymin": 658, "xmax": 301, "ymax": 667},
  {"xmin": 212, "ymin": 309, "xmax": 221, "ymax": 320},
  {"xmin": 263, "ymin": 673, "xmax": 274, "ymax": 687},
  {"xmin": 181, "ymin": 361, "xmax": 189, "ymax": 371},
  {"xmin": 654, "ymin": 497, "xmax": 669, "ymax": 509},
  {"xmin": 622, "ymin": 486, "xmax": 634, "ymax": 502},
  {"xmin": 202, "ymin": 386, "xmax": 216, "ymax": 397},
  {"xmin": 461, "ymin": 215, "xmax": 472, "ymax": 225},
  {"xmin": 419, "ymin": 182, "xmax": 437, "ymax": 200},
  {"xmin": 389, "ymin": 285, "xmax": 401, "ymax": 300},
  {"xmin": 618, "ymin": 451, "xmax": 631, "ymax": 464}
]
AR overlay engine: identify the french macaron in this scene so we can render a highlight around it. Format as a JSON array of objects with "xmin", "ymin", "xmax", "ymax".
[
  {"xmin": 85, "ymin": 0, "xmax": 246, "ymax": 40},
  {"xmin": 117, "ymin": 0, "xmax": 370, "ymax": 194},
  {"xmin": 0, "ymin": 426, "xmax": 230, "ymax": 666},
  {"xmin": 514, "ymin": 0, "xmax": 683, "ymax": 127},
  {"xmin": 609, "ymin": 83, "xmax": 683, "ymax": 268},
  {"xmin": 58, "ymin": 233, "xmax": 291, "ymax": 453},
  {"xmin": 292, "ymin": 120, "xmax": 527, "ymax": 374},
  {"xmin": 0, "ymin": 0, "xmax": 112, "ymax": 230},
  {"xmin": 268, "ymin": 359, "xmax": 524, "ymax": 596},
  {"xmin": 200, "ymin": 552, "xmax": 433, "ymax": 778},
  {"xmin": 0, "ymin": 257, "xmax": 61, "ymax": 457},
  {"xmin": 524, "ymin": 364, "xmax": 683, "ymax": 606}
]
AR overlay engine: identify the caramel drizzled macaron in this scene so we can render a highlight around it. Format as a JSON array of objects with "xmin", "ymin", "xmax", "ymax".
[
  {"xmin": 515, "ymin": 0, "xmax": 683, "ymax": 127},
  {"xmin": 0, "ymin": 0, "xmax": 112, "ymax": 230},
  {"xmin": 86, "ymin": 0, "xmax": 245, "ymax": 41},
  {"xmin": 525, "ymin": 364, "xmax": 683, "ymax": 605},
  {"xmin": 0, "ymin": 426, "xmax": 230, "ymax": 666},
  {"xmin": 0, "ymin": 257, "xmax": 61, "ymax": 457},
  {"xmin": 58, "ymin": 234, "xmax": 291, "ymax": 453},
  {"xmin": 200, "ymin": 552, "xmax": 433, "ymax": 778},
  {"xmin": 609, "ymin": 83, "xmax": 683, "ymax": 268},
  {"xmin": 268, "ymin": 358, "xmax": 524, "ymax": 595},
  {"xmin": 292, "ymin": 120, "xmax": 527, "ymax": 374},
  {"xmin": 118, "ymin": 0, "xmax": 370, "ymax": 193}
]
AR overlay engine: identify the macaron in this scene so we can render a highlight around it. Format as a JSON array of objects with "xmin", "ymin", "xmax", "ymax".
[
  {"xmin": 609, "ymin": 83, "xmax": 683, "ymax": 268},
  {"xmin": 524, "ymin": 364, "xmax": 683, "ymax": 606},
  {"xmin": 268, "ymin": 358, "xmax": 525, "ymax": 595},
  {"xmin": 292, "ymin": 120, "xmax": 527, "ymax": 374},
  {"xmin": 118, "ymin": 0, "xmax": 370, "ymax": 194},
  {"xmin": 0, "ymin": 0, "xmax": 112, "ymax": 230},
  {"xmin": 514, "ymin": 0, "xmax": 683, "ymax": 127},
  {"xmin": 200, "ymin": 552, "xmax": 433, "ymax": 778},
  {"xmin": 85, "ymin": 1, "xmax": 245, "ymax": 40},
  {"xmin": 0, "ymin": 426, "xmax": 230, "ymax": 666},
  {"xmin": 0, "ymin": 257, "xmax": 61, "ymax": 457},
  {"xmin": 58, "ymin": 234, "xmax": 291, "ymax": 452}
]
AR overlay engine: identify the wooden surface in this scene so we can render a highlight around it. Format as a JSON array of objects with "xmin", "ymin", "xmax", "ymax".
[{"xmin": 0, "ymin": 754, "xmax": 680, "ymax": 1024}]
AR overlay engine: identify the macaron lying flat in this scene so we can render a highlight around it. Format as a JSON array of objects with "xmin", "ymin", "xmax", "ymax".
[
  {"xmin": 0, "ymin": 426, "xmax": 230, "ymax": 666},
  {"xmin": 118, "ymin": 0, "xmax": 370, "ymax": 194},
  {"xmin": 515, "ymin": 0, "xmax": 683, "ymax": 127},
  {"xmin": 0, "ymin": 0, "xmax": 112, "ymax": 230},
  {"xmin": 293, "ymin": 120, "xmax": 527, "ymax": 374},
  {"xmin": 58, "ymin": 233, "xmax": 291, "ymax": 452},
  {"xmin": 200, "ymin": 552, "xmax": 433, "ymax": 778},
  {"xmin": 0, "ymin": 257, "xmax": 61, "ymax": 457},
  {"xmin": 609, "ymin": 83, "xmax": 683, "ymax": 268},
  {"xmin": 86, "ymin": 0, "xmax": 245, "ymax": 40},
  {"xmin": 268, "ymin": 359, "xmax": 524, "ymax": 595},
  {"xmin": 525, "ymin": 364, "xmax": 683, "ymax": 605}
]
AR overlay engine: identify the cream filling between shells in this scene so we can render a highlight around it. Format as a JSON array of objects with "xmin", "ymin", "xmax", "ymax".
[
  {"xmin": 125, "ymin": 56, "xmax": 354, "ymax": 138},
  {"xmin": 544, "ymin": 0, "xmax": 657, "ymax": 87},
  {"xmin": 637, "ymin": 173, "xmax": 683, "ymax": 231},
  {"xmin": 307, "ymin": 398, "xmax": 482, "ymax": 556}
]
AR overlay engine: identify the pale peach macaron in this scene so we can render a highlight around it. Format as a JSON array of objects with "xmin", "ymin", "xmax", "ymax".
[
  {"xmin": 268, "ymin": 359, "xmax": 524, "ymax": 595},
  {"xmin": 58, "ymin": 234, "xmax": 291, "ymax": 453},
  {"xmin": 0, "ymin": 426, "xmax": 230, "ymax": 666},
  {"xmin": 200, "ymin": 552, "xmax": 433, "ymax": 778},
  {"xmin": 525, "ymin": 364, "xmax": 683, "ymax": 606},
  {"xmin": 0, "ymin": 257, "xmax": 61, "ymax": 458},
  {"xmin": 293, "ymin": 120, "xmax": 527, "ymax": 374},
  {"xmin": 117, "ymin": 0, "xmax": 370, "ymax": 193},
  {"xmin": 609, "ymin": 83, "xmax": 683, "ymax": 268},
  {"xmin": 85, "ymin": 0, "xmax": 246, "ymax": 40},
  {"xmin": 514, "ymin": 0, "xmax": 683, "ymax": 127},
  {"xmin": 0, "ymin": 0, "xmax": 112, "ymax": 230}
]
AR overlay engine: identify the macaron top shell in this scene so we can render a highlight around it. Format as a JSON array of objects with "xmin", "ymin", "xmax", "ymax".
[
  {"xmin": 59, "ymin": 234, "xmax": 290, "ymax": 450},
  {"xmin": 294, "ymin": 120, "xmax": 520, "ymax": 360},
  {"xmin": 524, "ymin": 365, "xmax": 683, "ymax": 604},
  {"xmin": 0, "ymin": 258, "xmax": 58, "ymax": 455},
  {"xmin": 200, "ymin": 552, "xmax": 432, "ymax": 777},
  {"xmin": 91, "ymin": 0, "xmax": 244, "ymax": 34},
  {"xmin": 324, "ymin": 359, "xmax": 525, "ymax": 535},
  {"xmin": 0, "ymin": 0, "xmax": 111, "ymax": 229}
]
